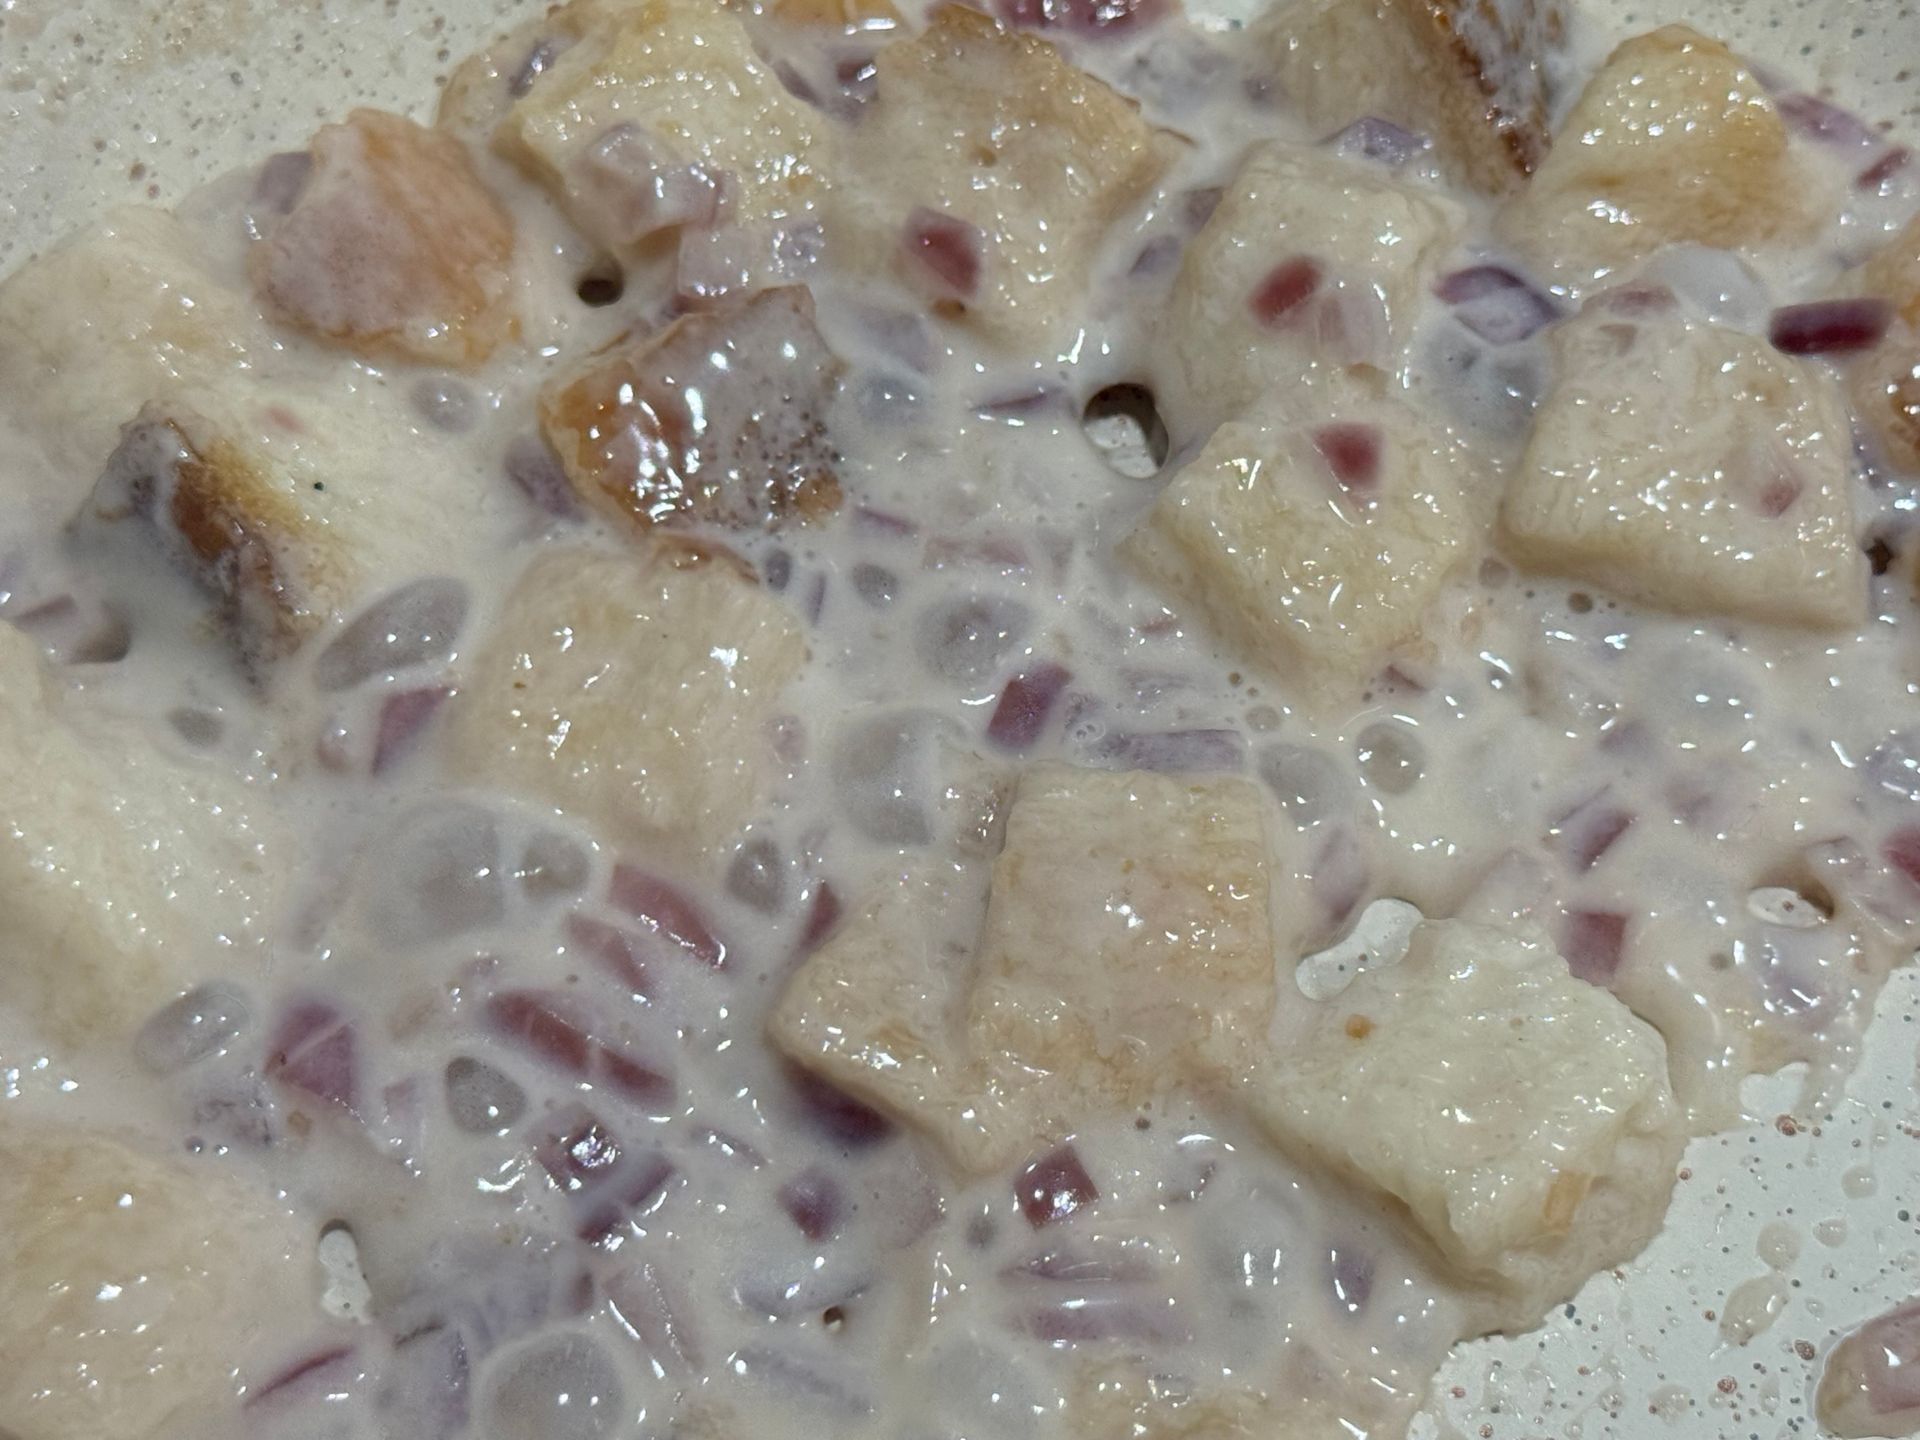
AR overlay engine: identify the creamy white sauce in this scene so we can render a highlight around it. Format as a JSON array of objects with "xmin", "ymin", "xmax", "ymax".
[{"xmin": 0, "ymin": 1, "xmax": 1917, "ymax": 1438}]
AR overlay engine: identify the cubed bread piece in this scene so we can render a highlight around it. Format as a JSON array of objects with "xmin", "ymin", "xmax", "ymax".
[
  {"xmin": 767, "ymin": 863, "xmax": 990, "ymax": 1157},
  {"xmin": 75, "ymin": 392, "xmax": 470, "ymax": 678},
  {"xmin": 1501, "ymin": 295, "xmax": 1866, "ymax": 627},
  {"xmin": 445, "ymin": 543, "xmax": 806, "ymax": 851},
  {"xmin": 1851, "ymin": 211, "xmax": 1920, "ymax": 329},
  {"xmin": 251, "ymin": 109, "xmax": 518, "ymax": 366},
  {"xmin": 1123, "ymin": 366, "xmax": 1484, "ymax": 686},
  {"xmin": 1253, "ymin": 0, "xmax": 1566, "ymax": 194},
  {"xmin": 1246, "ymin": 919, "xmax": 1684, "ymax": 1333},
  {"xmin": 1501, "ymin": 26, "xmax": 1815, "ymax": 275},
  {"xmin": 438, "ymin": 8, "xmax": 592, "ymax": 137},
  {"xmin": 0, "ymin": 625, "xmax": 285, "ymax": 1049},
  {"xmin": 1852, "ymin": 327, "xmax": 1920, "ymax": 477},
  {"xmin": 1154, "ymin": 140, "xmax": 1463, "ymax": 436},
  {"xmin": 540, "ymin": 286, "xmax": 844, "ymax": 533},
  {"xmin": 493, "ymin": 0, "xmax": 830, "ymax": 251},
  {"xmin": 772, "ymin": 765, "xmax": 1280, "ymax": 1175},
  {"xmin": 0, "ymin": 207, "xmax": 259, "ymax": 497},
  {"xmin": 839, "ymin": 5, "xmax": 1176, "ymax": 350},
  {"xmin": 78, "ymin": 404, "xmax": 345, "ymax": 672},
  {"xmin": 0, "ymin": 1123, "xmax": 309, "ymax": 1439}
]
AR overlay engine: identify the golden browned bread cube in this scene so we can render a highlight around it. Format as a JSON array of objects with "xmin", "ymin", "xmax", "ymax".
[
  {"xmin": 80, "ymin": 405, "xmax": 338, "ymax": 672},
  {"xmin": 251, "ymin": 109, "xmax": 518, "ymax": 366},
  {"xmin": 539, "ymin": 286, "xmax": 844, "ymax": 533}
]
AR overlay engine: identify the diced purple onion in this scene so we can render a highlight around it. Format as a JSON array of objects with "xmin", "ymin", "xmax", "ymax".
[
  {"xmin": 902, "ymin": 207, "xmax": 985, "ymax": 299},
  {"xmin": 1016, "ymin": 1143, "xmax": 1098, "ymax": 1228},
  {"xmin": 608, "ymin": 865, "xmax": 727, "ymax": 968},
  {"xmin": 1768, "ymin": 297, "xmax": 1892, "ymax": 356},
  {"xmin": 265, "ymin": 1000, "xmax": 358, "ymax": 1113},
  {"xmin": 1434, "ymin": 264, "xmax": 1558, "ymax": 344},
  {"xmin": 1093, "ymin": 728, "xmax": 1246, "ymax": 773},
  {"xmin": 1324, "ymin": 116, "xmax": 1427, "ymax": 167},
  {"xmin": 1775, "ymin": 91, "xmax": 1881, "ymax": 150},
  {"xmin": 987, "ymin": 663, "xmax": 1072, "ymax": 752}
]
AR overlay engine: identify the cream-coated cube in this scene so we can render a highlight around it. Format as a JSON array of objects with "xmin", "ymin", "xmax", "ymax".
[
  {"xmin": 1246, "ymin": 919, "xmax": 1684, "ymax": 1332},
  {"xmin": 1155, "ymin": 140, "xmax": 1463, "ymax": 436},
  {"xmin": 1840, "ymin": 215, "xmax": 1920, "ymax": 477},
  {"xmin": 0, "ymin": 207, "xmax": 259, "ymax": 499},
  {"xmin": 771, "ymin": 765, "xmax": 1280, "ymax": 1175},
  {"xmin": 251, "ymin": 109, "xmax": 518, "ymax": 367},
  {"xmin": 1124, "ymin": 365, "xmax": 1485, "ymax": 686},
  {"xmin": 766, "ymin": 863, "xmax": 989, "ymax": 1159},
  {"xmin": 1253, "ymin": 0, "xmax": 1565, "ymax": 194},
  {"xmin": 1500, "ymin": 26, "xmax": 1816, "ymax": 276},
  {"xmin": 968, "ymin": 763, "xmax": 1280, "ymax": 1106},
  {"xmin": 493, "ymin": 0, "xmax": 830, "ymax": 252},
  {"xmin": 539, "ymin": 286, "xmax": 844, "ymax": 533},
  {"xmin": 839, "ymin": 5, "xmax": 1176, "ymax": 350},
  {"xmin": 0, "ymin": 625, "xmax": 285, "ymax": 1050},
  {"xmin": 1501, "ymin": 296, "xmax": 1866, "ymax": 627},
  {"xmin": 73, "ymin": 383, "xmax": 486, "ymax": 679},
  {"xmin": 0, "ymin": 1123, "xmax": 310, "ymax": 1439},
  {"xmin": 445, "ymin": 543, "xmax": 806, "ymax": 851}
]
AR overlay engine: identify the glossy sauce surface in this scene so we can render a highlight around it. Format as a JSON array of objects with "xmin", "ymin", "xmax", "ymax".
[{"xmin": 1, "ymin": 1, "xmax": 1919, "ymax": 1438}]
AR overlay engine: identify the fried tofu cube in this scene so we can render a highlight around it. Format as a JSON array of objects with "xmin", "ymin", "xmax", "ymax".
[
  {"xmin": 1154, "ymin": 140, "xmax": 1463, "ymax": 436},
  {"xmin": 840, "ymin": 5, "xmax": 1176, "ymax": 349},
  {"xmin": 0, "ymin": 625, "xmax": 285, "ymax": 1049},
  {"xmin": 445, "ymin": 544, "xmax": 806, "ymax": 851},
  {"xmin": 1501, "ymin": 295, "xmax": 1866, "ymax": 627},
  {"xmin": 1254, "ymin": 0, "xmax": 1566, "ymax": 194},
  {"xmin": 0, "ymin": 1124, "xmax": 308, "ymax": 1438},
  {"xmin": 771, "ymin": 765, "xmax": 1279, "ymax": 1175},
  {"xmin": 1500, "ymin": 26, "xmax": 1816, "ymax": 275},
  {"xmin": 1838, "ymin": 215, "xmax": 1920, "ymax": 477},
  {"xmin": 1246, "ymin": 919, "xmax": 1684, "ymax": 1332},
  {"xmin": 0, "ymin": 207, "xmax": 259, "ymax": 496},
  {"xmin": 1123, "ymin": 366, "xmax": 1484, "ymax": 686},
  {"xmin": 766, "ymin": 863, "xmax": 990, "ymax": 1156},
  {"xmin": 493, "ymin": 0, "xmax": 831, "ymax": 251},
  {"xmin": 251, "ymin": 109, "xmax": 518, "ymax": 366},
  {"xmin": 539, "ymin": 286, "xmax": 844, "ymax": 533}
]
